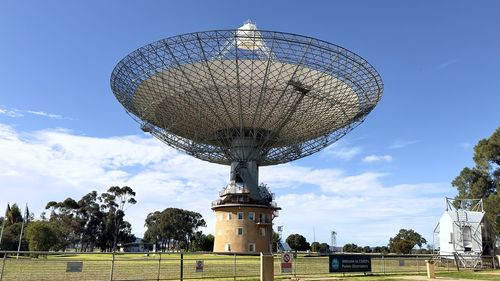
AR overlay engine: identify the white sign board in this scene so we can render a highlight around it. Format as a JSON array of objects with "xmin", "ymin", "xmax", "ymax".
[{"xmin": 281, "ymin": 252, "xmax": 293, "ymax": 273}]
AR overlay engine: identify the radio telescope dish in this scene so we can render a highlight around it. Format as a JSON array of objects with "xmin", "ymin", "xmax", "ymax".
[
  {"xmin": 111, "ymin": 22, "xmax": 383, "ymax": 253},
  {"xmin": 111, "ymin": 23, "xmax": 383, "ymax": 166}
]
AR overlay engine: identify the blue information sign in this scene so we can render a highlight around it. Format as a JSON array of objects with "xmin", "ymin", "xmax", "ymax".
[{"xmin": 329, "ymin": 255, "xmax": 371, "ymax": 273}]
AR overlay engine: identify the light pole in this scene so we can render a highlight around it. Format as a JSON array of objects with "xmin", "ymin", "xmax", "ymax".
[
  {"xmin": 331, "ymin": 230, "xmax": 337, "ymax": 252},
  {"xmin": 277, "ymin": 225, "xmax": 283, "ymax": 252}
]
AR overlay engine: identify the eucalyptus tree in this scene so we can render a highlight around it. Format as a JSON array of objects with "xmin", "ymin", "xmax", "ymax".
[
  {"xmin": 25, "ymin": 221, "xmax": 61, "ymax": 255},
  {"xmin": 46, "ymin": 187, "xmax": 137, "ymax": 252},
  {"xmin": 77, "ymin": 191, "xmax": 103, "ymax": 251},
  {"xmin": 388, "ymin": 229, "xmax": 426, "ymax": 254},
  {"xmin": 99, "ymin": 186, "xmax": 137, "ymax": 251},
  {"xmin": 286, "ymin": 234, "xmax": 310, "ymax": 251},
  {"xmin": 45, "ymin": 198, "xmax": 82, "ymax": 250},
  {"xmin": 0, "ymin": 206, "xmax": 28, "ymax": 251},
  {"xmin": 452, "ymin": 127, "xmax": 499, "ymax": 236},
  {"xmin": 144, "ymin": 208, "xmax": 206, "ymax": 251}
]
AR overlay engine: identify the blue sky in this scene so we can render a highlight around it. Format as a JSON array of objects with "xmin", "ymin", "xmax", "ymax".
[{"xmin": 1, "ymin": 0, "xmax": 499, "ymax": 246}]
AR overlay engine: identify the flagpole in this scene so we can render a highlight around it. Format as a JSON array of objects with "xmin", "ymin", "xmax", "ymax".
[
  {"xmin": 0, "ymin": 217, "xmax": 4, "ymax": 248},
  {"xmin": 0, "ymin": 203, "xmax": 8, "ymax": 250},
  {"xmin": 16, "ymin": 204, "xmax": 28, "ymax": 259}
]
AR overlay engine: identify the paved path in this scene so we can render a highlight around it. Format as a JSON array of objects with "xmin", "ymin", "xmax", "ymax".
[{"xmin": 389, "ymin": 276, "xmax": 483, "ymax": 281}]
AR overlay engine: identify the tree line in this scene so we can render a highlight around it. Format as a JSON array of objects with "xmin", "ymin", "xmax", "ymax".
[
  {"xmin": 0, "ymin": 186, "xmax": 138, "ymax": 252},
  {"xmin": 0, "ymin": 187, "xmax": 212, "ymax": 253},
  {"xmin": 143, "ymin": 208, "xmax": 213, "ymax": 252},
  {"xmin": 283, "ymin": 228, "xmax": 428, "ymax": 254},
  {"xmin": 44, "ymin": 186, "xmax": 137, "ymax": 252}
]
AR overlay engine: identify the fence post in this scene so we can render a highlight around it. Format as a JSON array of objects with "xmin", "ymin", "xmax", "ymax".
[
  {"xmin": 233, "ymin": 254, "xmax": 236, "ymax": 281},
  {"xmin": 156, "ymin": 252, "xmax": 162, "ymax": 281},
  {"xmin": 109, "ymin": 251, "xmax": 116, "ymax": 281},
  {"xmin": 260, "ymin": 253, "xmax": 274, "ymax": 281},
  {"xmin": 0, "ymin": 252, "xmax": 6, "ymax": 281},
  {"xmin": 417, "ymin": 256, "xmax": 419, "ymax": 273},
  {"xmin": 382, "ymin": 255, "xmax": 385, "ymax": 274},
  {"xmin": 292, "ymin": 253, "xmax": 296, "ymax": 277},
  {"xmin": 180, "ymin": 253, "xmax": 184, "ymax": 281},
  {"xmin": 425, "ymin": 259, "xmax": 435, "ymax": 279}
]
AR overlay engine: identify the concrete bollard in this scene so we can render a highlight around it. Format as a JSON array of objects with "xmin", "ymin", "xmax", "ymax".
[
  {"xmin": 425, "ymin": 260, "xmax": 435, "ymax": 279},
  {"xmin": 260, "ymin": 252, "xmax": 274, "ymax": 281}
]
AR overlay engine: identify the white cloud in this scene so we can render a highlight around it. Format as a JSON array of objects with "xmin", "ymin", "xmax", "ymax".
[
  {"xmin": 362, "ymin": 154, "xmax": 393, "ymax": 163},
  {"xmin": 0, "ymin": 105, "xmax": 70, "ymax": 119},
  {"xmin": 321, "ymin": 140, "xmax": 362, "ymax": 160},
  {"xmin": 459, "ymin": 142, "xmax": 472, "ymax": 149},
  {"xmin": 389, "ymin": 139, "xmax": 419, "ymax": 149},
  {"xmin": 0, "ymin": 123, "xmax": 227, "ymax": 236},
  {"xmin": 271, "ymin": 178, "xmax": 451, "ymax": 246},
  {"xmin": 26, "ymin": 110, "xmax": 64, "ymax": 119},
  {"xmin": 432, "ymin": 59, "xmax": 459, "ymax": 72},
  {"xmin": 0, "ymin": 107, "xmax": 23, "ymax": 117},
  {"xmin": 0, "ymin": 123, "xmax": 455, "ymax": 246},
  {"xmin": 262, "ymin": 165, "xmax": 385, "ymax": 193}
]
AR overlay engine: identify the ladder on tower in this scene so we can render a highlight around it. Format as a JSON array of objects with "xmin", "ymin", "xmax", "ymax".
[{"xmin": 453, "ymin": 210, "xmax": 483, "ymax": 269}]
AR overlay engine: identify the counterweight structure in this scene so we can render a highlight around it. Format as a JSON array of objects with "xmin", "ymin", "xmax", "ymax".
[
  {"xmin": 433, "ymin": 198, "xmax": 494, "ymax": 268},
  {"xmin": 111, "ymin": 22, "xmax": 383, "ymax": 253}
]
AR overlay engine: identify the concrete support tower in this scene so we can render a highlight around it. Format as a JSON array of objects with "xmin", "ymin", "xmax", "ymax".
[{"xmin": 211, "ymin": 151, "xmax": 279, "ymax": 252}]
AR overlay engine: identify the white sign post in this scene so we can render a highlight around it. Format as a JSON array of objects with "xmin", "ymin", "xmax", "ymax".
[{"xmin": 281, "ymin": 252, "xmax": 293, "ymax": 273}]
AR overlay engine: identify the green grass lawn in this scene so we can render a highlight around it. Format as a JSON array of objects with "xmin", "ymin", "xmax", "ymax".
[{"xmin": 437, "ymin": 270, "xmax": 500, "ymax": 280}]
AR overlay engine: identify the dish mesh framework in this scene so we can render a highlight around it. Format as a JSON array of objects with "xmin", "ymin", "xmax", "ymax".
[{"xmin": 111, "ymin": 27, "xmax": 383, "ymax": 166}]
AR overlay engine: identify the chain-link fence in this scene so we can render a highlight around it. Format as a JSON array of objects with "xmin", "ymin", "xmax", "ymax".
[
  {"xmin": 0, "ymin": 251, "xmax": 498, "ymax": 281},
  {"xmin": 275, "ymin": 253, "xmax": 498, "ymax": 278},
  {"xmin": 0, "ymin": 251, "xmax": 262, "ymax": 281}
]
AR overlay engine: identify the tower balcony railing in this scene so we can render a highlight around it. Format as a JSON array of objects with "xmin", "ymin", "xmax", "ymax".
[
  {"xmin": 211, "ymin": 197, "xmax": 278, "ymax": 208},
  {"xmin": 211, "ymin": 199, "xmax": 224, "ymax": 207},
  {"xmin": 219, "ymin": 185, "xmax": 251, "ymax": 197},
  {"xmin": 256, "ymin": 218, "xmax": 272, "ymax": 225}
]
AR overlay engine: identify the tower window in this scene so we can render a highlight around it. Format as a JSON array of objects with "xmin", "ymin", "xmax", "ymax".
[
  {"xmin": 248, "ymin": 243, "xmax": 256, "ymax": 252},
  {"xmin": 227, "ymin": 212, "xmax": 232, "ymax": 220},
  {"xmin": 261, "ymin": 228, "xmax": 266, "ymax": 236},
  {"xmin": 248, "ymin": 212, "xmax": 255, "ymax": 221},
  {"xmin": 237, "ymin": 212, "xmax": 244, "ymax": 220},
  {"xmin": 237, "ymin": 227, "xmax": 243, "ymax": 235},
  {"xmin": 225, "ymin": 244, "xmax": 231, "ymax": 252}
]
